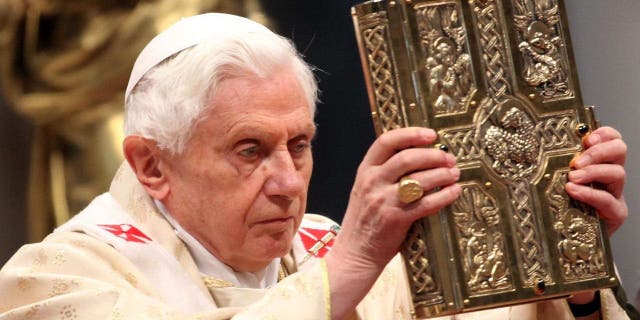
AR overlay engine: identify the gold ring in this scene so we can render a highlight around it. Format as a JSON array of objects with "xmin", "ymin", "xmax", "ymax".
[{"xmin": 398, "ymin": 177, "xmax": 424, "ymax": 204}]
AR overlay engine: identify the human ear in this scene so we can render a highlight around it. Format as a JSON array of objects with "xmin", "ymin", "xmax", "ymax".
[{"xmin": 122, "ymin": 135, "xmax": 170, "ymax": 200}]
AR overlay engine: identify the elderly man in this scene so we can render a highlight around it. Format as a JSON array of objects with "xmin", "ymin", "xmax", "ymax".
[{"xmin": 0, "ymin": 13, "xmax": 633, "ymax": 320}]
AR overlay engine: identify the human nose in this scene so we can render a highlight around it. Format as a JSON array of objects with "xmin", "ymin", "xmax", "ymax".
[{"xmin": 263, "ymin": 150, "xmax": 306, "ymax": 199}]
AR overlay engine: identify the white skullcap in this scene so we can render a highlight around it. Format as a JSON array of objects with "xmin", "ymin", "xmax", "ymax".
[{"xmin": 125, "ymin": 13, "xmax": 272, "ymax": 100}]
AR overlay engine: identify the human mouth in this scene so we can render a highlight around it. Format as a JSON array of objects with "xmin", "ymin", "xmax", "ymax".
[{"xmin": 255, "ymin": 216, "xmax": 294, "ymax": 227}]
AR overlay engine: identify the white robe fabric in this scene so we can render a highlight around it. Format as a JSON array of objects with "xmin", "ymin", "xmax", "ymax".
[
  {"xmin": 153, "ymin": 199, "xmax": 281, "ymax": 289},
  {"xmin": 0, "ymin": 163, "xmax": 631, "ymax": 319}
]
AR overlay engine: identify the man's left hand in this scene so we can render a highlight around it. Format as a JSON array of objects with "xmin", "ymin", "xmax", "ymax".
[
  {"xmin": 565, "ymin": 126, "xmax": 629, "ymax": 312},
  {"xmin": 567, "ymin": 126, "xmax": 628, "ymax": 235}
]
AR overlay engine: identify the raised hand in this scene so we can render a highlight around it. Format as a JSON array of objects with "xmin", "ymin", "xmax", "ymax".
[
  {"xmin": 567, "ymin": 126, "xmax": 628, "ymax": 235},
  {"xmin": 325, "ymin": 127, "xmax": 461, "ymax": 319}
]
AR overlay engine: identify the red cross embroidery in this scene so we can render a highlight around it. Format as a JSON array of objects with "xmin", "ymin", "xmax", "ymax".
[
  {"xmin": 98, "ymin": 224, "xmax": 152, "ymax": 243},
  {"xmin": 298, "ymin": 227, "xmax": 336, "ymax": 258}
]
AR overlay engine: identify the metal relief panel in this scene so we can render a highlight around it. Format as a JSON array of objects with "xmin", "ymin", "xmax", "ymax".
[
  {"xmin": 354, "ymin": 3, "xmax": 449, "ymax": 312},
  {"xmin": 352, "ymin": 0, "xmax": 616, "ymax": 318},
  {"xmin": 546, "ymin": 169, "xmax": 608, "ymax": 282},
  {"xmin": 468, "ymin": 0, "xmax": 513, "ymax": 101},
  {"xmin": 466, "ymin": 0, "xmax": 552, "ymax": 287},
  {"xmin": 353, "ymin": 9, "xmax": 408, "ymax": 134},
  {"xmin": 512, "ymin": 0, "xmax": 574, "ymax": 100},
  {"xmin": 536, "ymin": 112, "xmax": 580, "ymax": 150},
  {"xmin": 440, "ymin": 127, "xmax": 483, "ymax": 163},
  {"xmin": 404, "ymin": 223, "xmax": 445, "ymax": 303},
  {"xmin": 452, "ymin": 183, "xmax": 513, "ymax": 294},
  {"xmin": 413, "ymin": 2, "xmax": 476, "ymax": 116}
]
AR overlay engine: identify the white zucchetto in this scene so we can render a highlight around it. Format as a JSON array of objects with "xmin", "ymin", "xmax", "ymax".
[{"xmin": 125, "ymin": 13, "xmax": 272, "ymax": 100}]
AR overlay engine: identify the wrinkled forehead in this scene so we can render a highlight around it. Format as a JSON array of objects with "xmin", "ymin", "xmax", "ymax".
[{"xmin": 126, "ymin": 13, "xmax": 272, "ymax": 100}]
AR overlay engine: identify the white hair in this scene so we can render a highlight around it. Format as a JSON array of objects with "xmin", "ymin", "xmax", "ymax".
[{"xmin": 124, "ymin": 31, "xmax": 318, "ymax": 154}]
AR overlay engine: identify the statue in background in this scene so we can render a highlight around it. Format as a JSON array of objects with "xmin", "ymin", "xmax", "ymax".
[{"xmin": 0, "ymin": 0, "xmax": 269, "ymax": 241}]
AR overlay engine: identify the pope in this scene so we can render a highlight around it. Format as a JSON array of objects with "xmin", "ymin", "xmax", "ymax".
[{"xmin": 0, "ymin": 13, "xmax": 634, "ymax": 320}]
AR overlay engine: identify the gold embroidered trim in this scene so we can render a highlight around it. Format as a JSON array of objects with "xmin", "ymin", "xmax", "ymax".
[
  {"xmin": 202, "ymin": 275, "xmax": 233, "ymax": 289},
  {"xmin": 278, "ymin": 258, "xmax": 291, "ymax": 282},
  {"xmin": 202, "ymin": 256, "xmax": 292, "ymax": 290},
  {"xmin": 599, "ymin": 290, "xmax": 609, "ymax": 319},
  {"xmin": 320, "ymin": 259, "xmax": 331, "ymax": 320}
]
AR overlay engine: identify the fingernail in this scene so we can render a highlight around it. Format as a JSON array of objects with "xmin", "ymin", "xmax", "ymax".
[
  {"xmin": 445, "ymin": 153, "xmax": 456, "ymax": 166},
  {"xmin": 586, "ymin": 133, "xmax": 601, "ymax": 146},
  {"xmin": 422, "ymin": 128, "xmax": 436, "ymax": 139},
  {"xmin": 568, "ymin": 170, "xmax": 584, "ymax": 181},
  {"xmin": 449, "ymin": 167, "xmax": 460, "ymax": 179},
  {"xmin": 451, "ymin": 183, "xmax": 462, "ymax": 196},
  {"xmin": 564, "ymin": 182, "xmax": 578, "ymax": 193},
  {"xmin": 574, "ymin": 154, "xmax": 592, "ymax": 168}
]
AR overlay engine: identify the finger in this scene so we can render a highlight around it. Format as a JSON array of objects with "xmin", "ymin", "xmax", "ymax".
[
  {"xmin": 568, "ymin": 164, "xmax": 625, "ymax": 198},
  {"xmin": 583, "ymin": 126, "xmax": 622, "ymax": 147},
  {"xmin": 402, "ymin": 167, "xmax": 461, "ymax": 196},
  {"xmin": 571, "ymin": 138, "xmax": 627, "ymax": 168},
  {"xmin": 380, "ymin": 147, "xmax": 456, "ymax": 182},
  {"xmin": 362, "ymin": 128, "xmax": 437, "ymax": 166},
  {"xmin": 565, "ymin": 182, "xmax": 628, "ymax": 235},
  {"xmin": 407, "ymin": 183, "xmax": 462, "ymax": 218}
]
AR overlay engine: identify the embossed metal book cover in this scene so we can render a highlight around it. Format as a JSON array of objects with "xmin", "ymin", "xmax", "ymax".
[{"xmin": 351, "ymin": 0, "xmax": 616, "ymax": 318}]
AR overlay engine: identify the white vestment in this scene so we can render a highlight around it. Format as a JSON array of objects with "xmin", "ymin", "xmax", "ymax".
[{"xmin": 0, "ymin": 164, "xmax": 630, "ymax": 319}]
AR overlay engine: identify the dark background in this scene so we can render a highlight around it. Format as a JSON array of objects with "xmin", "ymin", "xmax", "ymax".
[
  {"xmin": 263, "ymin": 0, "xmax": 372, "ymax": 222},
  {"xmin": 0, "ymin": 94, "xmax": 31, "ymax": 264}
]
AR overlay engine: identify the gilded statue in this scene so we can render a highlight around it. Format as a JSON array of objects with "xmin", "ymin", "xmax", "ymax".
[{"xmin": 0, "ymin": 0, "xmax": 269, "ymax": 241}]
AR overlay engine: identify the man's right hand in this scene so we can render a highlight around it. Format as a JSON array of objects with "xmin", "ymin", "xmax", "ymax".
[{"xmin": 324, "ymin": 127, "xmax": 461, "ymax": 319}]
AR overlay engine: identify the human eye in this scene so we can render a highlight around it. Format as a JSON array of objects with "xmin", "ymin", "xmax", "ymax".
[
  {"xmin": 239, "ymin": 145, "xmax": 259, "ymax": 158},
  {"xmin": 289, "ymin": 138, "xmax": 310, "ymax": 156},
  {"xmin": 235, "ymin": 140, "xmax": 261, "ymax": 160}
]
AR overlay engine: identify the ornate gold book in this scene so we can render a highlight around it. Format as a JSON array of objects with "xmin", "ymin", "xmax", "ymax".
[{"xmin": 351, "ymin": 0, "xmax": 616, "ymax": 318}]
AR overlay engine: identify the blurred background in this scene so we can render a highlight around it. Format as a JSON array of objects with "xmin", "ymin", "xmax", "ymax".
[{"xmin": 1, "ymin": 0, "xmax": 639, "ymax": 307}]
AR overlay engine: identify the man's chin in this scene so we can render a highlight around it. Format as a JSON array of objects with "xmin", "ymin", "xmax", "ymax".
[
  {"xmin": 240, "ymin": 227, "xmax": 296, "ymax": 267},
  {"xmin": 235, "ymin": 242, "xmax": 292, "ymax": 272},
  {"xmin": 257, "ymin": 236, "xmax": 294, "ymax": 259}
]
